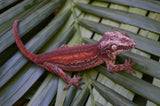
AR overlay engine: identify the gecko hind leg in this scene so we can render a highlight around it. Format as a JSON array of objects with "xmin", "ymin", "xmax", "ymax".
[{"xmin": 41, "ymin": 62, "xmax": 84, "ymax": 90}]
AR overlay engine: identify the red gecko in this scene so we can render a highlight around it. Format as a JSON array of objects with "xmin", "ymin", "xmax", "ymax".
[{"xmin": 13, "ymin": 20, "xmax": 136, "ymax": 90}]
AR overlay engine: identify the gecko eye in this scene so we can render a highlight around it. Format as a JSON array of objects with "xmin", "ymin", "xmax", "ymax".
[{"xmin": 111, "ymin": 44, "xmax": 118, "ymax": 51}]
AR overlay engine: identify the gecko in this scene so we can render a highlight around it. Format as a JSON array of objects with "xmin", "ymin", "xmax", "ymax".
[{"xmin": 13, "ymin": 20, "xmax": 136, "ymax": 90}]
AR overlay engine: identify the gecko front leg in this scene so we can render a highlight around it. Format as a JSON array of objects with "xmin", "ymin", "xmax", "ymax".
[
  {"xmin": 40, "ymin": 62, "xmax": 84, "ymax": 90},
  {"xmin": 104, "ymin": 57, "xmax": 136, "ymax": 73}
]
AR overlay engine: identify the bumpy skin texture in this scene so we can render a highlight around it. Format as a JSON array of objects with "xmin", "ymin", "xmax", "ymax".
[{"xmin": 13, "ymin": 20, "xmax": 136, "ymax": 90}]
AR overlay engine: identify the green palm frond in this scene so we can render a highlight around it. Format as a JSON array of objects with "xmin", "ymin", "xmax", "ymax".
[{"xmin": 0, "ymin": 0, "xmax": 160, "ymax": 105}]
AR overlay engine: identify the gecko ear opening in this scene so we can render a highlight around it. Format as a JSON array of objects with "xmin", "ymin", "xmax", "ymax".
[
  {"xmin": 98, "ymin": 41, "xmax": 111, "ymax": 55},
  {"xmin": 98, "ymin": 41, "xmax": 108, "ymax": 49}
]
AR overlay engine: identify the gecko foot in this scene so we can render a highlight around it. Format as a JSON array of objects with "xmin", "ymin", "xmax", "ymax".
[
  {"xmin": 64, "ymin": 75, "xmax": 85, "ymax": 90},
  {"xmin": 124, "ymin": 58, "xmax": 136, "ymax": 73}
]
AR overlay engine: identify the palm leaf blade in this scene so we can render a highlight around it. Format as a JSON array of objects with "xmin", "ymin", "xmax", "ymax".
[
  {"xmin": 71, "ymin": 85, "xmax": 90, "ymax": 106},
  {"xmin": 92, "ymin": 79, "xmax": 137, "ymax": 106},
  {"xmin": 28, "ymin": 24, "xmax": 76, "ymax": 105},
  {"xmin": 0, "ymin": 66, "xmax": 44, "ymax": 106},
  {"xmin": 0, "ymin": 9, "xmax": 71, "ymax": 87},
  {"xmin": 0, "ymin": 0, "xmax": 160, "ymax": 105},
  {"xmin": 96, "ymin": 66, "xmax": 160, "ymax": 105},
  {"xmin": 0, "ymin": 0, "xmax": 65, "ymax": 53},
  {"xmin": 99, "ymin": 0, "xmax": 160, "ymax": 13},
  {"xmin": 0, "ymin": 0, "xmax": 51, "ymax": 35},
  {"xmin": 82, "ymin": 37, "xmax": 160, "ymax": 79},
  {"xmin": 0, "ymin": 0, "xmax": 44, "ymax": 26},
  {"xmin": 120, "ymin": 52, "xmax": 160, "ymax": 79},
  {"xmin": 78, "ymin": 19, "xmax": 160, "ymax": 57},
  {"xmin": 0, "ymin": 11, "xmax": 74, "ymax": 105},
  {"xmin": 27, "ymin": 74, "xmax": 58, "ymax": 106},
  {"xmin": 0, "ymin": 0, "xmax": 19, "ymax": 10},
  {"xmin": 75, "ymin": 2, "xmax": 160, "ymax": 34}
]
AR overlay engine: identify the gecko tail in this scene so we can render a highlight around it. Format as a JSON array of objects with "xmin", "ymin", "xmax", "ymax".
[{"xmin": 13, "ymin": 20, "xmax": 37, "ymax": 63}]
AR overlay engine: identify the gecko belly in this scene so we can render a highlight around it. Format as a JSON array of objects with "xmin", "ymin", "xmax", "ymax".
[{"xmin": 55, "ymin": 57, "xmax": 104, "ymax": 71}]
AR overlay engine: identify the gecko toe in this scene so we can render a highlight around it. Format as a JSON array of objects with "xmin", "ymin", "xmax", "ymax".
[
  {"xmin": 125, "ymin": 58, "xmax": 136, "ymax": 74},
  {"xmin": 64, "ymin": 84, "xmax": 72, "ymax": 90},
  {"xmin": 63, "ymin": 75, "xmax": 84, "ymax": 90}
]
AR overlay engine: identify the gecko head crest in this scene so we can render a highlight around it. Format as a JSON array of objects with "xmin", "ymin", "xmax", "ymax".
[{"xmin": 98, "ymin": 31, "xmax": 136, "ymax": 55}]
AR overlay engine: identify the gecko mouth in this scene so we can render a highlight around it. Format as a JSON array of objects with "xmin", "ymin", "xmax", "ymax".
[{"xmin": 118, "ymin": 45, "xmax": 134, "ymax": 50}]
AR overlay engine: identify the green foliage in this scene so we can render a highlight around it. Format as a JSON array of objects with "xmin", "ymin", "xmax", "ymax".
[{"xmin": 0, "ymin": 0, "xmax": 160, "ymax": 105}]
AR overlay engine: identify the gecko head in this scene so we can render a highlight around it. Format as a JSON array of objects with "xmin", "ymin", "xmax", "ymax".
[{"xmin": 98, "ymin": 31, "xmax": 136, "ymax": 55}]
